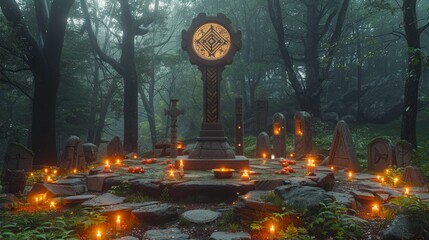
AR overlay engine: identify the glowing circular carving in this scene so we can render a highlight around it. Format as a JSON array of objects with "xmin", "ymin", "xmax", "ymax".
[{"xmin": 192, "ymin": 23, "xmax": 231, "ymax": 60}]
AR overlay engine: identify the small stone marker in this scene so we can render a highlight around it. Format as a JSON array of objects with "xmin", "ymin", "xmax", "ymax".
[
  {"xmin": 87, "ymin": 173, "xmax": 120, "ymax": 192},
  {"xmin": 182, "ymin": 209, "xmax": 220, "ymax": 223},
  {"xmin": 367, "ymin": 137, "xmax": 394, "ymax": 172},
  {"xmin": 327, "ymin": 120, "xmax": 361, "ymax": 172},
  {"xmin": 256, "ymin": 132, "xmax": 271, "ymax": 158},
  {"xmin": 27, "ymin": 183, "xmax": 77, "ymax": 202},
  {"xmin": 106, "ymin": 136, "xmax": 124, "ymax": 160},
  {"xmin": 255, "ymin": 100, "xmax": 268, "ymax": 134},
  {"xmin": 2, "ymin": 142, "xmax": 34, "ymax": 172},
  {"xmin": 82, "ymin": 143, "xmax": 98, "ymax": 164},
  {"xmin": 395, "ymin": 140, "xmax": 415, "ymax": 168},
  {"xmin": 1, "ymin": 169, "xmax": 26, "ymax": 194},
  {"xmin": 60, "ymin": 136, "xmax": 86, "ymax": 172},
  {"xmin": 235, "ymin": 97, "xmax": 244, "ymax": 155},
  {"xmin": 294, "ymin": 111, "xmax": 313, "ymax": 157},
  {"xmin": 402, "ymin": 166, "xmax": 427, "ymax": 187},
  {"xmin": 272, "ymin": 113, "xmax": 286, "ymax": 158},
  {"xmin": 132, "ymin": 203, "xmax": 178, "ymax": 224}
]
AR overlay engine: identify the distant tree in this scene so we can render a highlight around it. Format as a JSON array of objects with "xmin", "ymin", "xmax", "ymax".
[
  {"xmin": 400, "ymin": 0, "xmax": 429, "ymax": 146},
  {"xmin": 267, "ymin": 0, "xmax": 350, "ymax": 117},
  {"xmin": 81, "ymin": 0, "xmax": 158, "ymax": 153},
  {"xmin": 0, "ymin": 0, "xmax": 75, "ymax": 166}
]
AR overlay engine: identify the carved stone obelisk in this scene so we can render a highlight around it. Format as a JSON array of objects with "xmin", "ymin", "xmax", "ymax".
[
  {"xmin": 180, "ymin": 13, "xmax": 248, "ymax": 170},
  {"xmin": 165, "ymin": 99, "xmax": 184, "ymax": 158},
  {"xmin": 235, "ymin": 97, "xmax": 244, "ymax": 155}
]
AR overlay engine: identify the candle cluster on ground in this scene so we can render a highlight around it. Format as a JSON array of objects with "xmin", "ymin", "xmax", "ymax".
[
  {"xmin": 241, "ymin": 170, "xmax": 250, "ymax": 181},
  {"xmin": 306, "ymin": 158, "xmax": 316, "ymax": 176}
]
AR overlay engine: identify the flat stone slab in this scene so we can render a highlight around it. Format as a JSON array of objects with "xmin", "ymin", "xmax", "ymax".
[
  {"xmin": 81, "ymin": 193, "xmax": 125, "ymax": 207},
  {"xmin": 63, "ymin": 194, "xmax": 96, "ymax": 205},
  {"xmin": 113, "ymin": 237, "xmax": 139, "ymax": 240},
  {"xmin": 56, "ymin": 178, "xmax": 84, "ymax": 185},
  {"xmin": 327, "ymin": 192, "xmax": 357, "ymax": 209},
  {"xmin": 350, "ymin": 190, "xmax": 375, "ymax": 201},
  {"xmin": 209, "ymin": 231, "xmax": 251, "ymax": 240},
  {"xmin": 132, "ymin": 203, "xmax": 178, "ymax": 224},
  {"xmin": 182, "ymin": 209, "xmax": 220, "ymax": 223},
  {"xmin": 353, "ymin": 173, "xmax": 378, "ymax": 181},
  {"xmin": 254, "ymin": 179, "xmax": 285, "ymax": 190},
  {"xmin": 27, "ymin": 183, "xmax": 77, "ymax": 202},
  {"xmin": 143, "ymin": 228, "xmax": 189, "ymax": 240},
  {"xmin": 87, "ymin": 173, "xmax": 120, "ymax": 192},
  {"xmin": 250, "ymin": 165, "xmax": 274, "ymax": 169},
  {"xmin": 100, "ymin": 201, "xmax": 159, "ymax": 216}
]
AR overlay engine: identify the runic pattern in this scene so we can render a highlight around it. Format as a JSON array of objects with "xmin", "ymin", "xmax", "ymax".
[
  {"xmin": 205, "ymin": 68, "xmax": 218, "ymax": 122},
  {"xmin": 193, "ymin": 23, "xmax": 230, "ymax": 60}
]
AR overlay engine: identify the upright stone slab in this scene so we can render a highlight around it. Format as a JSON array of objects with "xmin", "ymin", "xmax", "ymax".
[
  {"xmin": 60, "ymin": 136, "xmax": 86, "ymax": 172},
  {"xmin": 181, "ymin": 13, "xmax": 248, "ymax": 170},
  {"xmin": 255, "ymin": 100, "xmax": 268, "ymax": 134},
  {"xmin": 395, "ymin": 140, "xmax": 415, "ymax": 168},
  {"xmin": 235, "ymin": 97, "xmax": 244, "ymax": 155},
  {"xmin": 2, "ymin": 142, "xmax": 33, "ymax": 172},
  {"xmin": 272, "ymin": 113, "xmax": 286, "ymax": 158},
  {"xmin": 256, "ymin": 132, "xmax": 271, "ymax": 158},
  {"xmin": 367, "ymin": 137, "xmax": 395, "ymax": 172},
  {"xmin": 165, "ymin": 99, "xmax": 184, "ymax": 158},
  {"xmin": 294, "ymin": 111, "xmax": 313, "ymax": 157},
  {"xmin": 82, "ymin": 143, "xmax": 98, "ymax": 164},
  {"xmin": 327, "ymin": 121, "xmax": 361, "ymax": 171},
  {"xmin": 107, "ymin": 136, "xmax": 124, "ymax": 160}
]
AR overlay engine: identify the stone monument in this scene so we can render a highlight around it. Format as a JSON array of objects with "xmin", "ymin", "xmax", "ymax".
[
  {"xmin": 256, "ymin": 132, "xmax": 271, "ymax": 158},
  {"xmin": 60, "ymin": 136, "xmax": 86, "ymax": 171},
  {"xmin": 272, "ymin": 113, "xmax": 286, "ymax": 158},
  {"xmin": 165, "ymin": 99, "xmax": 184, "ymax": 158},
  {"xmin": 367, "ymin": 137, "xmax": 395, "ymax": 172},
  {"xmin": 394, "ymin": 140, "xmax": 414, "ymax": 168},
  {"xmin": 180, "ymin": 13, "xmax": 248, "ymax": 170},
  {"xmin": 327, "ymin": 121, "xmax": 361, "ymax": 171},
  {"xmin": 235, "ymin": 97, "xmax": 244, "ymax": 155},
  {"xmin": 106, "ymin": 136, "xmax": 124, "ymax": 160},
  {"xmin": 2, "ymin": 142, "xmax": 34, "ymax": 173},
  {"xmin": 294, "ymin": 111, "xmax": 313, "ymax": 157}
]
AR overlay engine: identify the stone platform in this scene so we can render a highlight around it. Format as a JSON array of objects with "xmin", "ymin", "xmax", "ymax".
[{"xmin": 174, "ymin": 155, "xmax": 249, "ymax": 170}]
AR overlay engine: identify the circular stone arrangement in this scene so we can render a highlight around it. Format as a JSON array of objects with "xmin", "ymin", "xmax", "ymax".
[{"xmin": 182, "ymin": 209, "xmax": 221, "ymax": 224}]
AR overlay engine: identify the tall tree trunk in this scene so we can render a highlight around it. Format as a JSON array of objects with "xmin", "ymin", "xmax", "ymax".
[
  {"xmin": 0, "ymin": 0, "xmax": 74, "ymax": 166},
  {"xmin": 400, "ymin": 0, "xmax": 426, "ymax": 147},
  {"xmin": 87, "ymin": 61, "xmax": 99, "ymax": 143}
]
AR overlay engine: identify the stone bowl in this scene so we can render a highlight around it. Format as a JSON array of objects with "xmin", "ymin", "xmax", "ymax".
[{"xmin": 212, "ymin": 168, "xmax": 234, "ymax": 179}]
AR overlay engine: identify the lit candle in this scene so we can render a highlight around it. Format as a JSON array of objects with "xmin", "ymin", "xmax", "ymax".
[
  {"xmin": 168, "ymin": 169, "xmax": 175, "ymax": 181},
  {"xmin": 133, "ymin": 154, "xmax": 138, "ymax": 159},
  {"xmin": 104, "ymin": 160, "xmax": 111, "ymax": 172},
  {"xmin": 116, "ymin": 215, "xmax": 121, "ymax": 231},
  {"xmin": 371, "ymin": 203, "xmax": 380, "ymax": 217},
  {"xmin": 271, "ymin": 154, "xmax": 275, "ymax": 160},
  {"xmin": 96, "ymin": 229, "xmax": 101, "ymax": 240},
  {"xmin": 380, "ymin": 177, "xmax": 385, "ymax": 184},
  {"xmin": 330, "ymin": 166, "xmax": 334, "ymax": 171},
  {"xmin": 35, "ymin": 196, "xmax": 39, "ymax": 206},
  {"xmin": 44, "ymin": 168, "xmax": 48, "ymax": 174},
  {"xmin": 307, "ymin": 159, "xmax": 316, "ymax": 175},
  {"xmin": 241, "ymin": 170, "xmax": 250, "ymax": 181},
  {"xmin": 179, "ymin": 160, "xmax": 184, "ymax": 178},
  {"xmin": 376, "ymin": 175, "xmax": 381, "ymax": 181},
  {"xmin": 50, "ymin": 201, "xmax": 56, "ymax": 209},
  {"xmin": 73, "ymin": 169, "xmax": 77, "ymax": 174},
  {"xmin": 297, "ymin": 130, "xmax": 303, "ymax": 136},
  {"xmin": 289, "ymin": 153, "xmax": 295, "ymax": 159},
  {"xmin": 393, "ymin": 177, "xmax": 399, "ymax": 188},
  {"xmin": 238, "ymin": 143, "xmax": 241, "ymax": 147},
  {"xmin": 262, "ymin": 153, "xmax": 267, "ymax": 159},
  {"xmin": 348, "ymin": 171, "xmax": 353, "ymax": 181},
  {"xmin": 30, "ymin": 172, "xmax": 34, "ymax": 177},
  {"xmin": 46, "ymin": 175, "xmax": 52, "ymax": 183},
  {"xmin": 53, "ymin": 169, "xmax": 57, "ymax": 175},
  {"xmin": 404, "ymin": 187, "xmax": 410, "ymax": 196},
  {"xmin": 116, "ymin": 158, "xmax": 121, "ymax": 165},
  {"xmin": 385, "ymin": 169, "xmax": 390, "ymax": 175},
  {"xmin": 270, "ymin": 225, "xmax": 275, "ymax": 240}
]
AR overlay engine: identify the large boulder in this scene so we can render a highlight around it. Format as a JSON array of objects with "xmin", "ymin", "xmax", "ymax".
[
  {"xmin": 274, "ymin": 185, "xmax": 334, "ymax": 212},
  {"xmin": 106, "ymin": 136, "xmax": 124, "ymax": 159},
  {"xmin": 132, "ymin": 203, "xmax": 178, "ymax": 224},
  {"xmin": 82, "ymin": 143, "xmax": 98, "ymax": 164},
  {"xmin": 382, "ymin": 215, "xmax": 414, "ymax": 240}
]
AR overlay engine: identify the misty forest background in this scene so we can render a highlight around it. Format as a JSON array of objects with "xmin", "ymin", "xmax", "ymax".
[{"xmin": 0, "ymin": 0, "xmax": 428, "ymax": 167}]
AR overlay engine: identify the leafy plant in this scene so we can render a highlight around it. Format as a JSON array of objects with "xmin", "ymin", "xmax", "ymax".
[
  {"xmin": 384, "ymin": 166, "xmax": 405, "ymax": 186},
  {"xmin": 109, "ymin": 181, "xmax": 133, "ymax": 196},
  {"xmin": 414, "ymin": 139, "xmax": 429, "ymax": 181},
  {"xmin": 250, "ymin": 211, "xmax": 308, "ymax": 239},
  {"xmin": 309, "ymin": 202, "xmax": 363, "ymax": 240},
  {"xmin": 216, "ymin": 210, "xmax": 242, "ymax": 232}
]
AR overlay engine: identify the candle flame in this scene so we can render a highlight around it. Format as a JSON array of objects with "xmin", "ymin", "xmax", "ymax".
[
  {"xmin": 297, "ymin": 130, "xmax": 303, "ymax": 136},
  {"xmin": 262, "ymin": 153, "xmax": 266, "ymax": 159},
  {"xmin": 180, "ymin": 159, "xmax": 184, "ymax": 166},
  {"xmin": 169, "ymin": 169, "xmax": 174, "ymax": 176},
  {"xmin": 405, "ymin": 187, "xmax": 410, "ymax": 195},
  {"xmin": 105, "ymin": 160, "xmax": 109, "ymax": 166},
  {"xmin": 243, "ymin": 170, "xmax": 249, "ymax": 177},
  {"xmin": 270, "ymin": 225, "xmax": 275, "ymax": 232},
  {"xmin": 44, "ymin": 168, "xmax": 48, "ymax": 173},
  {"xmin": 53, "ymin": 169, "xmax": 57, "ymax": 175},
  {"xmin": 73, "ymin": 169, "xmax": 77, "ymax": 174},
  {"xmin": 96, "ymin": 229, "xmax": 101, "ymax": 238},
  {"xmin": 348, "ymin": 171, "xmax": 353, "ymax": 179},
  {"xmin": 50, "ymin": 201, "xmax": 55, "ymax": 209},
  {"xmin": 330, "ymin": 166, "xmax": 334, "ymax": 170},
  {"xmin": 117, "ymin": 215, "xmax": 121, "ymax": 223},
  {"xmin": 30, "ymin": 172, "xmax": 34, "ymax": 176}
]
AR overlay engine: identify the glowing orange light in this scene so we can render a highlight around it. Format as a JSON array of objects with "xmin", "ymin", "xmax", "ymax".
[
  {"xmin": 330, "ymin": 166, "xmax": 334, "ymax": 171},
  {"xmin": 53, "ymin": 169, "xmax": 57, "ymax": 175},
  {"xmin": 133, "ymin": 154, "xmax": 138, "ymax": 159},
  {"xmin": 96, "ymin": 229, "xmax": 101, "ymax": 239},
  {"xmin": 30, "ymin": 172, "xmax": 34, "ymax": 176},
  {"xmin": 241, "ymin": 170, "xmax": 250, "ymax": 181},
  {"xmin": 377, "ymin": 175, "xmax": 381, "ymax": 181},
  {"xmin": 381, "ymin": 177, "xmax": 385, "ymax": 183},
  {"xmin": 262, "ymin": 153, "xmax": 267, "ymax": 159},
  {"xmin": 44, "ymin": 168, "xmax": 48, "ymax": 174},
  {"xmin": 35, "ymin": 196, "xmax": 39, "ymax": 206},
  {"xmin": 393, "ymin": 177, "xmax": 399, "ymax": 187},
  {"xmin": 73, "ymin": 169, "xmax": 77, "ymax": 174},
  {"xmin": 116, "ymin": 215, "xmax": 121, "ymax": 231},
  {"xmin": 348, "ymin": 171, "xmax": 353, "ymax": 181},
  {"xmin": 270, "ymin": 225, "xmax": 275, "ymax": 240},
  {"xmin": 371, "ymin": 203, "xmax": 380, "ymax": 217},
  {"xmin": 297, "ymin": 130, "xmax": 303, "ymax": 136},
  {"xmin": 238, "ymin": 143, "xmax": 241, "ymax": 147},
  {"xmin": 105, "ymin": 160, "xmax": 110, "ymax": 166},
  {"xmin": 50, "ymin": 201, "xmax": 56, "ymax": 209},
  {"xmin": 116, "ymin": 159, "xmax": 121, "ymax": 165},
  {"xmin": 404, "ymin": 187, "xmax": 410, "ymax": 196}
]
